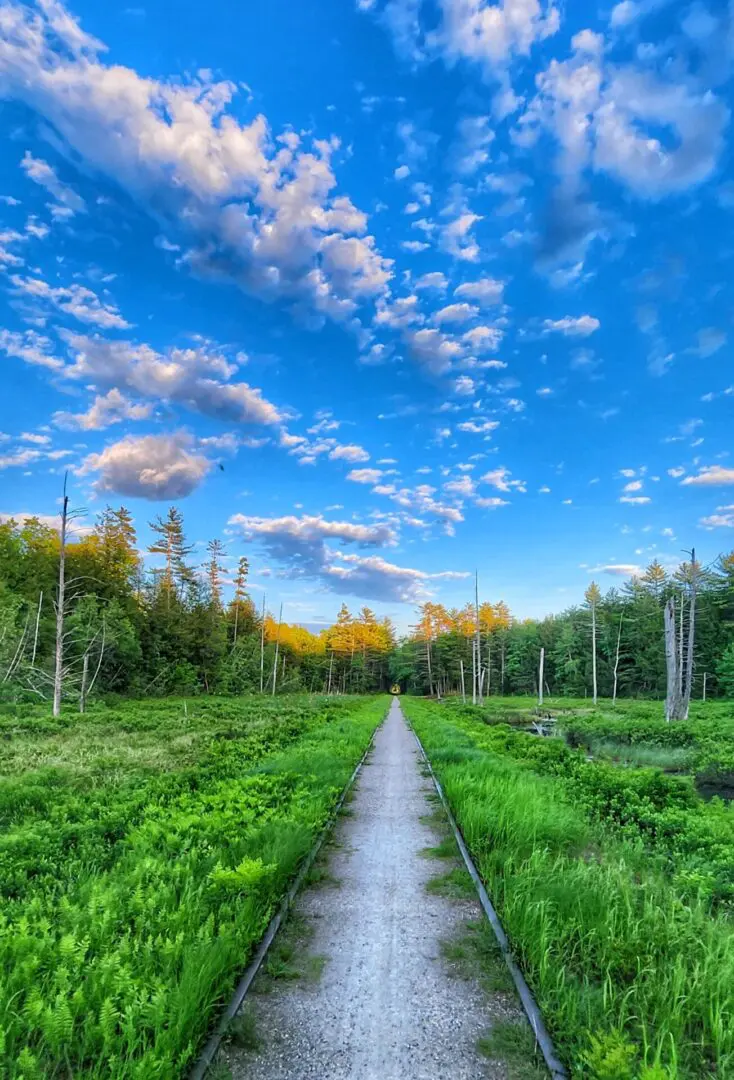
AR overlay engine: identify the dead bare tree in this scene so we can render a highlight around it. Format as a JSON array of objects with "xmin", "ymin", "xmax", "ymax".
[
  {"xmin": 664, "ymin": 549, "xmax": 699, "ymax": 721},
  {"xmin": 271, "ymin": 602, "xmax": 283, "ymax": 695},
  {"xmin": 474, "ymin": 571, "xmax": 482, "ymax": 705},
  {"xmin": 612, "ymin": 613, "xmax": 623, "ymax": 705},
  {"xmin": 52, "ymin": 476, "xmax": 70, "ymax": 718},
  {"xmin": 259, "ymin": 593, "xmax": 266, "ymax": 693},
  {"xmin": 31, "ymin": 591, "xmax": 43, "ymax": 666}
]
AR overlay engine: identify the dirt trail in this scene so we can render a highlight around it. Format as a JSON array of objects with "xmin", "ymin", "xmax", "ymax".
[{"xmin": 224, "ymin": 698, "xmax": 538, "ymax": 1080}]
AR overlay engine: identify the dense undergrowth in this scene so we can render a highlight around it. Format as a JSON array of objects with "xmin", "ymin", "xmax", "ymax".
[
  {"xmin": 0, "ymin": 694, "xmax": 387, "ymax": 1078},
  {"xmin": 402, "ymin": 695, "xmax": 734, "ymax": 1080}
]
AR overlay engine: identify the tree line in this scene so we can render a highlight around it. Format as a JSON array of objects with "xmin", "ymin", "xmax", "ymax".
[
  {"xmin": 0, "ymin": 505, "xmax": 396, "ymax": 708},
  {"xmin": 395, "ymin": 555, "xmax": 734, "ymax": 708},
  {"xmin": 1, "ymin": 501, "xmax": 733, "ymax": 711}
]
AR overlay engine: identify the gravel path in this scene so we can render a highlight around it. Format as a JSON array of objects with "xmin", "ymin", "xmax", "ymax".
[{"xmin": 224, "ymin": 698, "xmax": 529, "ymax": 1080}]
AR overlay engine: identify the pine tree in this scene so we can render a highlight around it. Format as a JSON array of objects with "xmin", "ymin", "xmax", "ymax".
[
  {"xmin": 148, "ymin": 508, "xmax": 193, "ymax": 597},
  {"xmin": 93, "ymin": 507, "xmax": 139, "ymax": 596},
  {"xmin": 205, "ymin": 539, "xmax": 226, "ymax": 610},
  {"xmin": 231, "ymin": 555, "xmax": 251, "ymax": 644}
]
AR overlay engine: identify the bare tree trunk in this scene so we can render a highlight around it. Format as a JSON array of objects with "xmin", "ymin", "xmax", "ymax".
[
  {"xmin": 471, "ymin": 634, "xmax": 477, "ymax": 705},
  {"xmin": 87, "ymin": 617, "xmax": 106, "ymax": 700},
  {"xmin": 459, "ymin": 659, "xmax": 466, "ymax": 703},
  {"xmin": 683, "ymin": 550, "xmax": 697, "ymax": 721},
  {"xmin": 31, "ymin": 591, "xmax": 43, "ymax": 666},
  {"xmin": 79, "ymin": 652, "xmax": 89, "ymax": 714},
  {"xmin": 538, "ymin": 647, "xmax": 545, "ymax": 706},
  {"xmin": 664, "ymin": 597, "xmax": 681, "ymax": 722},
  {"xmin": 678, "ymin": 590, "xmax": 684, "ymax": 699},
  {"xmin": 426, "ymin": 637, "xmax": 433, "ymax": 697},
  {"xmin": 474, "ymin": 571, "xmax": 482, "ymax": 705},
  {"xmin": 53, "ymin": 478, "xmax": 69, "ymax": 718},
  {"xmin": 259, "ymin": 593, "xmax": 266, "ymax": 693},
  {"xmin": 591, "ymin": 603, "xmax": 598, "ymax": 705},
  {"xmin": 487, "ymin": 639, "xmax": 491, "ymax": 696},
  {"xmin": 612, "ymin": 613, "xmax": 623, "ymax": 705},
  {"xmin": 501, "ymin": 644, "xmax": 505, "ymax": 695},
  {"xmin": 271, "ymin": 602, "xmax": 282, "ymax": 696},
  {"xmin": 233, "ymin": 598, "xmax": 239, "ymax": 648},
  {"xmin": 703, "ymin": 671, "xmax": 707, "ymax": 702},
  {"xmin": 3, "ymin": 613, "xmax": 29, "ymax": 683},
  {"xmin": 327, "ymin": 651, "xmax": 334, "ymax": 695}
]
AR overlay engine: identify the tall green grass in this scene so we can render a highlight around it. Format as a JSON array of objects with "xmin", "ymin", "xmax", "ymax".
[
  {"xmin": 0, "ymin": 695, "xmax": 387, "ymax": 1078},
  {"xmin": 403, "ymin": 698, "xmax": 734, "ymax": 1080}
]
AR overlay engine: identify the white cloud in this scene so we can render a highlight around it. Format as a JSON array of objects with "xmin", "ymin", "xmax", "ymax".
[
  {"xmin": 78, "ymin": 431, "xmax": 212, "ymax": 499},
  {"xmin": 462, "ymin": 325, "xmax": 503, "ymax": 352},
  {"xmin": 595, "ymin": 563, "xmax": 643, "ymax": 577},
  {"xmin": 440, "ymin": 211, "xmax": 481, "ymax": 262},
  {"xmin": 609, "ymin": 1, "xmax": 638, "ymax": 28},
  {"xmin": 11, "ymin": 275, "xmax": 131, "ymax": 329},
  {"xmin": 700, "ymin": 506, "xmax": 734, "ymax": 529},
  {"xmin": 457, "ymin": 418, "xmax": 499, "ymax": 434},
  {"xmin": 433, "ymin": 302, "xmax": 479, "ymax": 325},
  {"xmin": 543, "ymin": 315, "xmax": 600, "ymax": 337},
  {"xmin": 60, "ymin": 333, "xmax": 283, "ymax": 426},
  {"xmin": 453, "ymin": 375, "xmax": 475, "ymax": 396},
  {"xmin": 19, "ymin": 432, "xmax": 50, "ymax": 445},
  {"xmin": 347, "ymin": 467, "xmax": 384, "ymax": 484},
  {"xmin": 394, "ymin": 165, "xmax": 411, "ymax": 179},
  {"xmin": 0, "ymin": 328, "xmax": 62, "ymax": 369},
  {"xmin": 2, "ymin": 4, "xmax": 392, "ymax": 326},
  {"xmin": 681, "ymin": 466, "xmax": 734, "ymax": 487},
  {"xmin": 0, "ymin": 510, "xmax": 89, "ymax": 535},
  {"xmin": 691, "ymin": 328, "xmax": 727, "ymax": 358},
  {"xmin": 414, "ymin": 271, "xmax": 448, "ymax": 291},
  {"xmin": 328, "ymin": 443, "xmax": 370, "ymax": 463},
  {"xmin": 401, "ymin": 239, "xmax": 430, "ymax": 253},
  {"xmin": 451, "ymin": 114, "xmax": 494, "ymax": 175},
  {"xmin": 434, "ymin": 0, "xmax": 560, "ymax": 75},
  {"xmin": 0, "ymin": 227, "xmax": 25, "ymax": 267},
  {"xmin": 405, "ymin": 327, "xmax": 463, "ymax": 374},
  {"xmin": 20, "ymin": 151, "xmax": 86, "ymax": 216},
  {"xmin": 475, "ymin": 495, "xmax": 509, "ymax": 508},
  {"xmin": 619, "ymin": 495, "xmax": 651, "ymax": 504},
  {"xmin": 667, "ymin": 466, "xmax": 686, "ymax": 479},
  {"xmin": 517, "ymin": 23, "xmax": 729, "ymax": 203},
  {"xmin": 622, "ymin": 479, "xmax": 643, "ymax": 492},
  {"xmin": 54, "ymin": 388, "xmax": 152, "ymax": 430},
  {"xmin": 0, "ymin": 448, "xmax": 43, "ymax": 469},
  {"xmin": 227, "ymin": 510, "xmax": 462, "ymax": 601},
  {"xmin": 454, "ymin": 276, "xmax": 504, "ymax": 304},
  {"xmin": 480, "ymin": 466, "xmax": 525, "ymax": 492}
]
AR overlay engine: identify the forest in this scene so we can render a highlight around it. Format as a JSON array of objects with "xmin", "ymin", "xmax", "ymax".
[{"xmin": 1, "ymin": 504, "xmax": 734, "ymax": 709}]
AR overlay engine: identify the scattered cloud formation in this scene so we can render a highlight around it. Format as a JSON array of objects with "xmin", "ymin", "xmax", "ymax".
[
  {"xmin": 681, "ymin": 466, "xmax": 734, "ymax": 487},
  {"xmin": 543, "ymin": 315, "xmax": 600, "ymax": 337},
  {"xmin": 2, "ymin": 2, "xmax": 393, "ymax": 326},
  {"xmin": 11, "ymin": 275, "xmax": 131, "ymax": 329},
  {"xmin": 78, "ymin": 432, "xmax": 213, "ymax": 498}
]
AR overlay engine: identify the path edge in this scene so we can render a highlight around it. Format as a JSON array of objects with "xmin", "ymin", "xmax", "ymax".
[
  {"xmin": 189, "ymin": 705, "xmax": 387, "ymax": 1080},
  {"xmin": 403, "ymin": 702, "xmax": 568, "ymax": 1080}
]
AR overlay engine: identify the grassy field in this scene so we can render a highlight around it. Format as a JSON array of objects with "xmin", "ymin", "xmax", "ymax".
[
  {"xmin": 402, "ymin": 695, "xmax": 734, "ymax": 1080},
  {"xmin": 0, "ymin": 694, "xmax": 387, "ymax": 1078}
]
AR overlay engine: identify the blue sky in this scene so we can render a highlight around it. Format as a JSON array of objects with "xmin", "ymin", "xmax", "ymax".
[{"xmin": 1, "ymin": 0, "xmax": 733, "ymax": 631}]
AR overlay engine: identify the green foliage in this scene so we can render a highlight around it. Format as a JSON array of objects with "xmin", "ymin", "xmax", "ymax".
[
  {"xmin": 0, "ymin": 693, "xmax": 387, "ymax": 1077},
  {"xmin": 403, "ymin": 697, "xmax": 734, "ymax": 1079},
  {"xmin": 718, "ymin": 643, "xmax": 734, "ymax": 698}
]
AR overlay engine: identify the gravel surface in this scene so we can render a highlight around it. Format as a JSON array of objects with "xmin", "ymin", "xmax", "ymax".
[{"xmin": 225, "ymin": 698, "xmax": 527, "ymax": 1080}]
